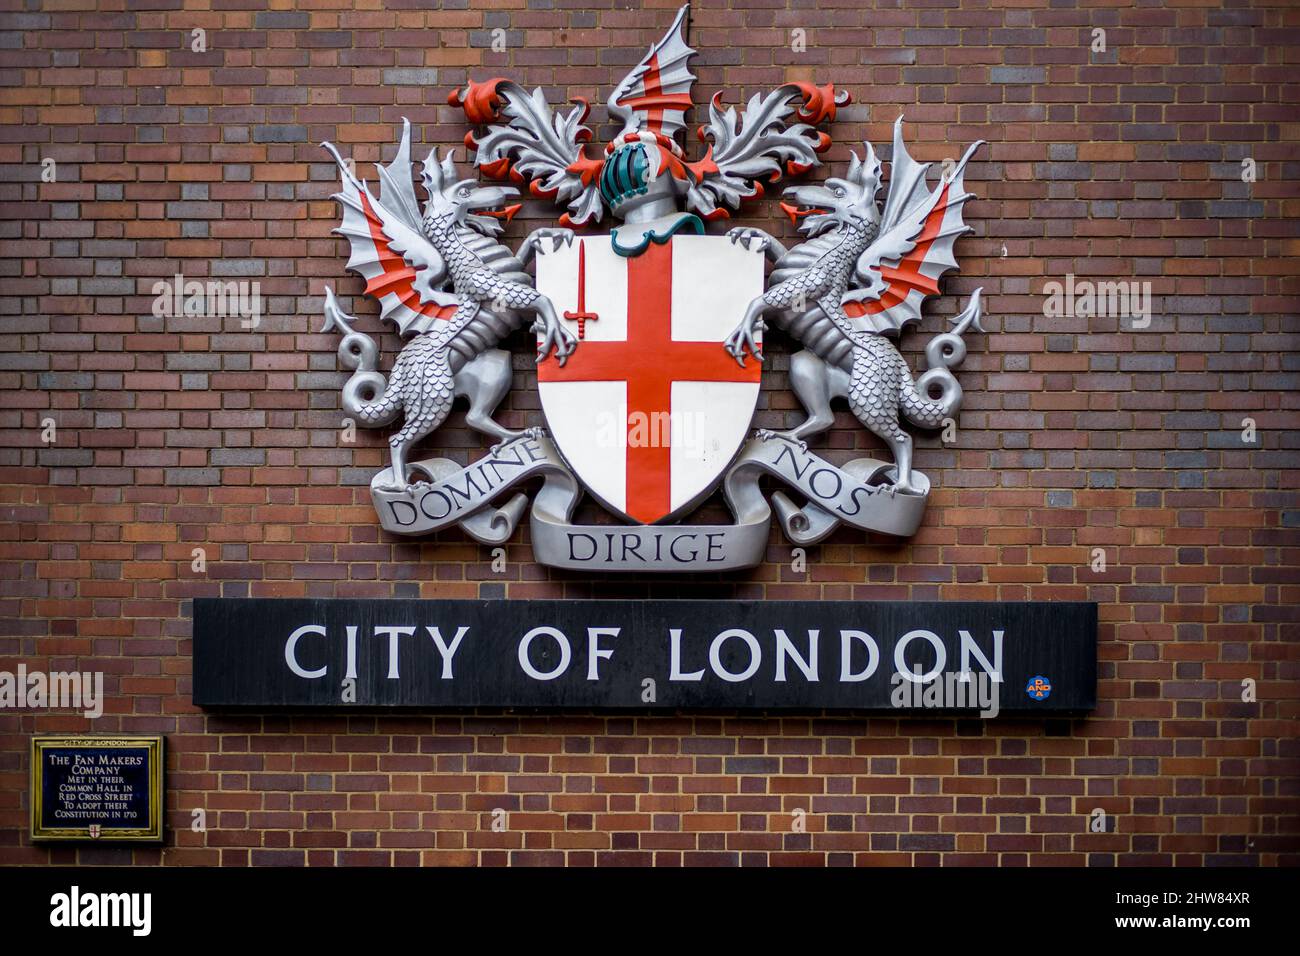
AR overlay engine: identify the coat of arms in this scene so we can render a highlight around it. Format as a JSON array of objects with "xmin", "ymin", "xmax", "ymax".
[{"xmin": 320, "ymin": 4, "xmax": 986, "ymax": 571}]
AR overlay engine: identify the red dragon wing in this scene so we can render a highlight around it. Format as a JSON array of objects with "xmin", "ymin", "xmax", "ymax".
[
  {"xmin": 323, "ymin": 119, "xmax": 458, "ymax": 338},
  {"xmin": 843, "ymin": 117, "xmax": 983, "ymax": 335}
]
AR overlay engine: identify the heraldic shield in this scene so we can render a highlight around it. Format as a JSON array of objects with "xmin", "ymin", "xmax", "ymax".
[{"xmin": 535, "ymin": 235, "xmax": 763, "ymax": 525}]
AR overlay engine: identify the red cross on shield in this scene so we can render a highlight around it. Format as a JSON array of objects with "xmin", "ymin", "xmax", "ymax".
[{"xmin": 535, "ymin": 235, "xmax": 764, "ymax": 524}]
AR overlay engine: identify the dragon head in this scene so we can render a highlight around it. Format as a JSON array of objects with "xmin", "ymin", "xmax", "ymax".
[
  {"xmin": 421, "ymin": 149, "xmax": 522, "ymax": 235},
  {"xmin": 778, "ymin": 142, "xmax": 883, "ymax": 238}
]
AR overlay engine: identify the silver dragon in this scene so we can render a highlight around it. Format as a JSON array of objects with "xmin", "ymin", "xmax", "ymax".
[
  {"xmin": 725, "ymin": 118, "xmax": 986, "ymax": 495},
  {"xmin": 321, "ymin": 120, "xmax": 576, "ymax": 491}
]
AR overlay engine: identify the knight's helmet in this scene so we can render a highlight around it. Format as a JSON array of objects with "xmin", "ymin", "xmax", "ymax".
[
  {"xmin": 602, "ymin": 5, "xmax": 696, "ymax": 221},
  {"xmin": 600, "ymin": 134, "xmax": 680, "ymax": 219}
]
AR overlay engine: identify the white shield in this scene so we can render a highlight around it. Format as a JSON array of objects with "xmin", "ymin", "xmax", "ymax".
[{"xmin": 535, "ymin": 234, "xmax": 764, "ymax": 524}]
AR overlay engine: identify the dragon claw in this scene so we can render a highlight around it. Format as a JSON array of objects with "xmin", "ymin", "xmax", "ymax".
[
  {"xmin": 755, "ymin": 429, "xmax": 805, "ymax": 451},
  {"xmin": 726, "ymin": 227, "xmax": 767, "ymax": 254},
  {"xmin": 491, "ymin": 426, "xmax": 542, "ymax": 455},
  {"xmin": 723, "ymin": 315, "xmax": 766, "ymax": 366},
  {"xmin": 376, "ymin": 474, "xmax": 409, "ymax": 493}
]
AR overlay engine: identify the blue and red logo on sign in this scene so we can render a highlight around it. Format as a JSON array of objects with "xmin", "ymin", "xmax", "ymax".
[{"xmin": 1025, "ymin": 676, "xmax": 1053, "ymax": 701}]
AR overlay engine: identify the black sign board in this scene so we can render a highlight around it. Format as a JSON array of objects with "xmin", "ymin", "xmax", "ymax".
[
  {"xmin": 30, "ymin": 736, "xmax": 164, "ymax": 842},
  {"xmin": 193, "ymin": 598, "xmax": 1095, "ymax": 713}
]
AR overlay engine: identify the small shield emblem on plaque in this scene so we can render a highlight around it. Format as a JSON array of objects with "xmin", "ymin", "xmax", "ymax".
[{"xmin": 88, "ymin": 824, "xmax": 101, "ymax": 839}]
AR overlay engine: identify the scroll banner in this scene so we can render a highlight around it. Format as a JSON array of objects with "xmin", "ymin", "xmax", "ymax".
[
  {"xmin": 370, "ymin": 433, "xmax": 571, "ymax": 544},
  {"xmin": 371, "ymin": 432, "xmax": 931, "ymax": 570},
  {"xmin": 726, "ymin": 434, "xmax": 929, "ymax": 544}
]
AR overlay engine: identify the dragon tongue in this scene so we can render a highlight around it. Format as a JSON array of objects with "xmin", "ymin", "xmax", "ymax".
[
  {"xmin": 779, "ymin": 201, "xmax": 819, "ymax": 226},
  {"xmin": 482, "ymin": 203, "xmax": 522, "ymax": 223}
]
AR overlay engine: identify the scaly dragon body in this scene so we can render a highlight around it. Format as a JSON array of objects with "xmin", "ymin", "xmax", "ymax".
[{"xmin": 764, "ymin": 219, "xmax": 874, "ymax": 369}]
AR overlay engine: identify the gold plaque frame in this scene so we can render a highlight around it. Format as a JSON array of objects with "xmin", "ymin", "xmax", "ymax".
[{"xmin": 30, "ymin": 735, "xmax": 164, "ymax": 842}]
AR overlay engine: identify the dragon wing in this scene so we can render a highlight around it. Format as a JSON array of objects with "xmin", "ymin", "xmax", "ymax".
[
  {"xmin": 607, "ymin": 3, "xmax": 696, "ymax": 146},
  {"xmin": 843, "ymin": 117, "xmax": 984, "ymax": 335},
  {"xmin": 684, "ymin": 82, "xmax": 846, "ymax": 221},
  {"xmin": 452, "ymin": 79, "xmax": 604, "ymax": 227},
  {"xmin": 323, "ymin": 119, "xmax": 459, "ymax": 337}
]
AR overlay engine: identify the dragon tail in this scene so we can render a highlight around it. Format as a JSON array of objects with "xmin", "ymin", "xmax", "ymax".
[
  {"xmin": 323, "ymin": 287, "xmax": 403, "ymax": 427},
  {"xmin": 898, "ymin": 289, "xmax": 983, "ymax": 429}
]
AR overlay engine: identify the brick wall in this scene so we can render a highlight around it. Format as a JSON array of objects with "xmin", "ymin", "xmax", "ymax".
[{"xmin": 1, "ymin": 0, "xmax": 1297, "ymax": 866}]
